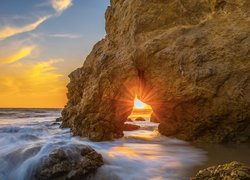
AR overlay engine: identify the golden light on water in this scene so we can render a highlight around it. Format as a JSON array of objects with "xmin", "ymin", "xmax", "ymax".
[{"xmin": 108, "ymin": 146, "xmax": 139, "ymax": 158}]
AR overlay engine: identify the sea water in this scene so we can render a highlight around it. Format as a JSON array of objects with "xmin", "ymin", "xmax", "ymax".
[{"xmin": 0, "ymin": 109, "xmax": 249, "ymax": 180}]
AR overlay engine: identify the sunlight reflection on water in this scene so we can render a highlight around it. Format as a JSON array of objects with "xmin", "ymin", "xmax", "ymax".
[
  {"xmin": 0, "ymin": 109, "xmax": 207, "ymax": 180},
  {"xmin": 88, "ymin": 126, "xmax": 207, "ymax": 180}
]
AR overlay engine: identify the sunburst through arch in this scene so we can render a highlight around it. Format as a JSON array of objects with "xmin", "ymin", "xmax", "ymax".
[{"xmin": 128, "ymin": 95, "xmax": 153, "ymax": 119}]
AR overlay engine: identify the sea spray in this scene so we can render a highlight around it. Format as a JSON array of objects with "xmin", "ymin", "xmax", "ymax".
[{"xmin": 0, "ymin": 109, "xmax": 207, "ymax": 180}]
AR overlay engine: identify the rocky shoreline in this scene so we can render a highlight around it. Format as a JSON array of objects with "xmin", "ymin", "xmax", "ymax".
[
  {"xmin": 34, "ymin": 139, "xmax": 250, "ymax": 180},
  {"xmin": 57, "ymin": 0, "xmax": 250, "ymax": 179}
]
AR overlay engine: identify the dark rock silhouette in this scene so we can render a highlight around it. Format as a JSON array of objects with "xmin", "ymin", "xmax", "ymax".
[
  {"xmin": 127, "ymin": 118, "xmax": 133, "ymax": 122},
  {"xmin": 61, "ymin": 0, "xmax": 250, "ymax": 143},
  {"xmin": 135, "ymin": 117, "xmax": 146, "ymax": 121},
  {"xmin": 56, "ymin": 117, "xmax": 62, "ymax": 122},
  {"xmin": 123, "ymin": 124, "xmax": 140, "ymax": 131},
  {"xmin": 34, "ymin": 145, "xmax": 103, "ymax": 179}
]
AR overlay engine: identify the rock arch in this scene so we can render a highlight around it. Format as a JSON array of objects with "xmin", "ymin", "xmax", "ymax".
[{"xmin": 61, "ymin": 0, "xmax": 250, "ymax": 143}]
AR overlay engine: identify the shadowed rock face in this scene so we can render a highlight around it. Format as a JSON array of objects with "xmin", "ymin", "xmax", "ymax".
[{"xmin": 61, "ymin": 0, "xmax": 250, "ymax": 143}]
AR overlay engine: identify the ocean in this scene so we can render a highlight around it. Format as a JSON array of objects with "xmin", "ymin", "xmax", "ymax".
[{"xmin": 0, "ymin": 108, "xmax": 249, "ymax": 180}]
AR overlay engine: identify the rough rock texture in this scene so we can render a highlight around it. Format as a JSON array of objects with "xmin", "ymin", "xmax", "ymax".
[
  {"xmin": 34, "ymin": 145, "xmax": 103, "ymax": 180},
  {"xmin": 123, "ymin": 123, "xmax": 140, "ymax": 131},
  {"xmin": 61, "ymin": 0, "xmax": 250, "ymax": 143},
  {"xmin": 192, "ymin": 161, "xmax": 250, "ymax": 180}
]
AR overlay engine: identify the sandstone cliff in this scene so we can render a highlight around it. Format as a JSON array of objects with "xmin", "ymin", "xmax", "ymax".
[{"xmin": 61, "ymin": 0, "xmax": 250, "ymax": 143}]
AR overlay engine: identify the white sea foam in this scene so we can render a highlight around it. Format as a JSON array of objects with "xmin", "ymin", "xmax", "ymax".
[{"xmin": 0, "ymin": 109, "xmax": 247, "ymax": 180}]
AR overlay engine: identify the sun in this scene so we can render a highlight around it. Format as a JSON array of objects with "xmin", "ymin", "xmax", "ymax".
[
  {"xmin": 134, "ymin": 97, "xmax": 147, "ymax": 109},
  {"xmin": 129, "ymin": 95, "xmax": 153, "ymax": 118}
]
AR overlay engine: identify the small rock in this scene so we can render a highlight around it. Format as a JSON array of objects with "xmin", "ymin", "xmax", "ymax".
[
  {"xmin": 191, "ymin": 161, "xmax": 250, "ymax": 180},
  {"xmin": 127, "ymin": 118, "xmax": 133, "ymax": 122},
  {"xmin": 48, "ymin": 122, "xmax": 61, "ymax": 126},
  {"xmin": 135, "ymin": 117, "xmax": 146, "ymax": 121},
  {"xmin": 123, "ymin": 124, "xmax": 140, "ymax": 131},
  {"xmin": 56, "ymin": 117, "xmax": 63, "ymax": 122}
]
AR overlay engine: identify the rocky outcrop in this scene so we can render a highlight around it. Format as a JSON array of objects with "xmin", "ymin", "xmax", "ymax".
[
  {"xmin": 61, "ymin": 0, "xmax": 250, "ymax": 142},
  {"xmin": 34, "ymin": 145, "xmax": 103, "ymax": 180},
  {"xmin": 192, "ymin": 161, "xmax": 250, "ymax": 180}
]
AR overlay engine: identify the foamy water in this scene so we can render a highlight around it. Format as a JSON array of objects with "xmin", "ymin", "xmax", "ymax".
[{"xmin": 0, "ymin": 109, "xmax": 248, "ymax": 180}]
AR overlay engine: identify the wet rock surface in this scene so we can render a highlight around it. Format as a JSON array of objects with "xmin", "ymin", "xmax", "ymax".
[
  {"xmin": 56, "ymin": 117, "xmax": 63, "ymax": 122},
  {"xmin": 34, "ymin": 145, "xmax": 104, "ymax": 180},
  {"xmin": 192, "ymin": 161, "xmax": 250, "ymax": 180},
  {"xmin": 61, "ymin": 0, "xmax": 250, "ymax": 143},
  {"xmin": 123, "ymin": 124, "xmax": 140, "ymax": 131}
]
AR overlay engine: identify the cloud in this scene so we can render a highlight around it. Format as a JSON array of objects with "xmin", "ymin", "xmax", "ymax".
[
  {"xmin": 48, "ymin": 33, "xmax": 81, "ymax": 39},
  {"xmin": 30, "ymin": 59, "xmax": 64, "ymax": 77},
  {"xmin": 0, "ymin": 59, "xmax": 67, "ymax": 107},
  {"xmin": 0, "ymin": 16, "xmax": 50, "ymax": 41},
  {"xmin": 51, "ymin": 0, "xmax": 73, "ymax": 13},
  {"xmin": 0, "ymin": 1, "xmax": 74, "ymax": 41},
  {"xmin": 0, "ymin": 46, "xmax": 35, "ymax": 64}
]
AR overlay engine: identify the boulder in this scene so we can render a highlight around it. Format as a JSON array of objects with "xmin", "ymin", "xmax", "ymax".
[
  {"xmin": 127, "ymin": 118, "xmax": 133, "ymax": 122},
  {"xmin": 34, "ymin": 145, "xmax": 104, "ymax": 180},
  {"xmin": 135, "ymin": 117, "xmax": 146, "ymax": 121},
  {"xmin": 56, "ymin": 117, "xmax": 63, "ymax": 122},
  {"xmin": 123, "ymin": 124, "xmax": 140, "ymax": 131},
  {"xmin": 61, "ymin": 0, "xmax": 250, "ymax": 143},
  {"xmin": 192, "ymin": 161, "xmax": 250, "ymax": 180}
]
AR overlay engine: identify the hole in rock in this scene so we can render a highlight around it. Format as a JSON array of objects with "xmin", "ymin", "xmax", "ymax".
[
  {"xmin": 123, "ymin": 96, "xmax": 157, "ymax": 132},
  {"xmin": 128, "ymin": 95, "xmax": 153, "ymax": 121}
]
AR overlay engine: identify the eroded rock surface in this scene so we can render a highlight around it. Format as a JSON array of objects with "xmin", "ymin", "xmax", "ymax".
[
  {"xmin": 61, "ymin": 0, "xmax": 250, "ymax": 143},
  {"xmin": 192, "ymin": 161, "xmax": 250, "ymax": 180},
  {"xmin": 34, "ymin": 145, "xmax": 103, "ymax": 180}
]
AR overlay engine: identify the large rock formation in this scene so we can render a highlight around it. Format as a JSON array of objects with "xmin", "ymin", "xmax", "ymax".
[{"xmin": 61, "ymin": 0, "xmax": 250, "ymax": 143}]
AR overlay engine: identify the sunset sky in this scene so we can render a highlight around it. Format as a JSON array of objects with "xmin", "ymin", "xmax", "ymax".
[{"xmin": 0, "ymin": 0, "xmax": 109, "ymax": 108}]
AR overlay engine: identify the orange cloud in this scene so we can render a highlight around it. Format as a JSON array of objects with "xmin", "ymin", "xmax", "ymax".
[
  {"xmin": 0, "ymin": 46, "xmax": 35, "ymax": 64},
  {"xmin": 0, "ymin": 59, "xmax": 67, "ymax": 108}
]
